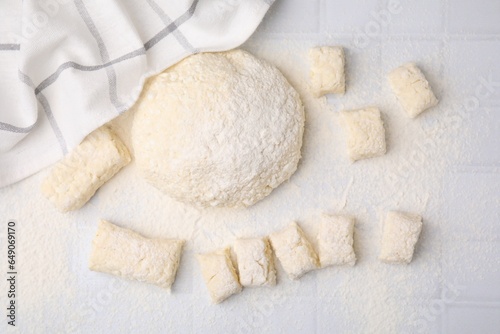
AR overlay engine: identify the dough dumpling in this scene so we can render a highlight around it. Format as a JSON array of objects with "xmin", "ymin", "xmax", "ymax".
[
  {"xmin": 89, "ymin": 220, "xmax": 184, "ymax": 290},
  {"xmin": 269, "ymin": 222, "xmax": 319, "ymax": 280}
]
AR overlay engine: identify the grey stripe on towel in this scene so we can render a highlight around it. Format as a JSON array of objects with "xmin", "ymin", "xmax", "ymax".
[
  {"xmin": 19, "ymin": 71, "xmax": 68, "ymax": 154},
  {"xmin": 0, "ymin": 44, "xmax": 20, "ymax": 51},
  {"xmin": 74, "ymin": 0, "xmax": 124, "ymax": 112},
  {"xmin": 146, "ymin": 0, "xmax": 197, "ymax": 53},
  {"xmin": 35, "ymin": 0, "xmax": 199, "ymax": 95}
]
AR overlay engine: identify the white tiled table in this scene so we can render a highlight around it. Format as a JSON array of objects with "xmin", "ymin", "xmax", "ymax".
[
  {"xmin": 0, "ymin": 1, "xmax": 498, "ymax": 333},
  {"xmin": 252, "ymin": 1, "xmax": 500, "ymax": 333}
]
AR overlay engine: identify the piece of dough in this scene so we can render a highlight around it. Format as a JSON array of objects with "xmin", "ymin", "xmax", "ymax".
[
  {"xmin": 41, "ymin": 126, "xmax": 131, "ymax": 212},
  {"xmin": 309, "ymin": 46, "xmax": 346, "ymax": 97},
  {"xmin": 269, "ymin": 222, "xmax": 319, "ymax": 280},
  {"xmin": 234, "ymin": 237, "xmax": 276, "ymax": 287},
  {"xmin": 388, "ymin": 63, "xmax": 438, "ymax": 118},
  {"xmin": 89, "ymin": 220, "xmax": 184, "ymax": 290},
  {"xmin": 132, "ymin": 49, "xmax": 305, "ymax": 208},
  {"xmin": 341, "ymin": 107, "xmax": 386, "ymax": 161},
  {"xmin": 197, "ymin": 248, "xmax": 242, "ymax": 304},
  {"xmin": 379, "ymin": 211, "xmax": 423, "ymax": 264},
  {"xmin": 318, "ymin": 214, "xmax": 356, "ymax": 267}
]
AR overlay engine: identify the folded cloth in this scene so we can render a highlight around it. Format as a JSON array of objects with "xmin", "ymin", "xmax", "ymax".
[{"xmin": 0, "ymin": 0, "xmax": 273, "ymax": 188}]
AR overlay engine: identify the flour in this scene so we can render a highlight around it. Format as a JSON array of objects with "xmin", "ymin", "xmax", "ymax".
[
  {"xmin": 237, "ymin": 37, "xmax": 497, "ymax": 333},
  {"xmin": 0, "ymin": 32, "xmax": 497, "ymax": 334}
]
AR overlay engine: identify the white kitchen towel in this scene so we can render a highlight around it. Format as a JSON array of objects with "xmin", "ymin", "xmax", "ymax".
[{"xmin": 0, "ymin": 0, "xmax": 273, "ymax": 188}]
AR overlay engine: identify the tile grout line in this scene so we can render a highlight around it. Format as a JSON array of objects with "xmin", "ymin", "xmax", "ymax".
[
  {"xmin": 447, "ymin": 300, "xmax": 500, "ymax": 307},
  {"xmin": 318, "ymin": 0, "xmax": 323, "ymax": 36},
  {"xmin": 246, "ymin": 32, "xmax": 500, "ymax": 41},
  {"xmin": 439, "ymin": 0, "xmax": 449, "ymax": 333}
]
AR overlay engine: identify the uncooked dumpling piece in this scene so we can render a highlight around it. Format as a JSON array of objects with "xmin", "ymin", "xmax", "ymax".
[
  {"xmin": 309, "ymin": 46, "xmax": 346, "ymax": 97},
  {"xmin": 388, "ymin": 63, "xmax": 438, "ymax": 118},
  {"xmin": 269, "ymin": 222, "xmax": 319, "ymax": 280},
  {"xmin": 89, "ymin": 220, "xmax": 184, "ymax": 290},
  {"xmin": 379, "ymin": 211, "xmax": 423, "ymax": 264},
  {"xmin": 132, "ymin": 49, "xmax": 305, "ymax": 208},
  {"xmin": 341, "ymin": 107, "xmax": 386, "ymax": 161},
  {"xmin": 197, "ymin": 249, "xmax": 242, "ymax": 304},
  {"xmin": 41, "ymin": 126, "xmax": 131, "ymax": 212},
  {"xmin": 318, "ymin": 215, "xmax": 356, "ymax": 267},
  {"xmin": 234, "ymin": 237, "xmax": 276, "ymax": 287}
]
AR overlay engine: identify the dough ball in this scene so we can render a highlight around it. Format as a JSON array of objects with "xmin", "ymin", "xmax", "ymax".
[{"xmin": 132, "ymin": 50, "xmax": 305, "ymax": 208}]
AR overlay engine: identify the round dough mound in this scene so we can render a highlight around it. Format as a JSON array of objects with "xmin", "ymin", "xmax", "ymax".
[{"xmin": 132, "ymin": 50, "xmax": 304, "ymax": 208}]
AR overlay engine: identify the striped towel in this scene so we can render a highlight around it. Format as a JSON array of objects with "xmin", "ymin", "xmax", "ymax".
[{"xmin": 0, "ymin": 0, "xmax": 272, "ymax": 188}]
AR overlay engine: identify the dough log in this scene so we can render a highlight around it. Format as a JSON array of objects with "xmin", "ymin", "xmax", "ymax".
[
  {"xmin": 388, "ymin": 63, "xmax": 438, "ymax": 118},
  {"xmin": 41, "ymin": 126, "xmax": 131, "ymax": 212},
  {"xmin": 269, "ymin": 222, "xmax": 319, "ymax": 280},
  {"xmin": 318, "ymin": 214, "xmax": 356, "ymax": 267},
  {"xmin": 234, "ymin": 237, "xmax": 276, "ymax": 287},
  {"xmin": 341, "ymin": 107, "xmax": 386, "ymax": 161},
  {"xmin": 379, "ymin": 211, "xmax": 423, "ymax": 264},
  {"xmin": 197, "ymin": 248, "xmax": 242, "ymax": 304},
  {"xmin": 89, "ymin": 220, "xmax": 184, "ymax": 290},
  {"xmin": 309, "ymin": 46, "xmax": 346, "ymax": 97}
]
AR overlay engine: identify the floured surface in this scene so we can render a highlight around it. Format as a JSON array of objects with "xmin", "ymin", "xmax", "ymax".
[{"xmin": 0, "ymin": 1, "xmax": 499, "ymax": 333}]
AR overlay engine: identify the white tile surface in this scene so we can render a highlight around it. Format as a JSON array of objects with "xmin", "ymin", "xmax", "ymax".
[
  {"xmin": 322, "ymin": 0, "xmax": 381, "ymax": 34},
  {"xmin": 446, "ymin": 304, "xmax": 500, "ymax": 334},
  {"xmin": 383, "ymin": 0, "xmax": 444, "ymax": 35},
  {"xmin": 442, "ymin": 173, "xmax": 500, "ymax": 240},
  {"xmin": 257, "ymin": 0, "xmax": 320, "ymax": 33},
  {"xmin": 448, "ymin": 0, "xmax": 500, "ymax": 34},
  {"xmin": 442, "ymin": 240, "xmax": 500, "ymax": 301},
  {"xmin": 1, "ymin": 0, "xmax": 500, "ymax": 333}
]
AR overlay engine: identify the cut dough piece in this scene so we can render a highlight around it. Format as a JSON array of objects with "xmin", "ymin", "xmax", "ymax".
[
  {"xmin": 197, "ymin": 248, "xmax": 242, "ymax": 304},
  {"xmin": 89, "ymin": 220, "xmax": 184, "ymax": 290},
  {"xmin": 309, "ymin": 46, "xmax": 346, "ymax": 97},
  {"xmin": 41, "ymin": 126, "xmax": 131, "ymax": 212},
  {"xmin": 341, "ymin": 107, "xmax": 386, "ymax": 161},
  {"xmin": 132, "ymin": 50, "xmax": 305, "ymax": 208},
  {"xmin": 379, "ymin": 211, "xmax": 423, "ymax": 264},
  {"xmin": 388, "ymin": 63, "xmax": 438, "ymax": 118},
  {"xmin": 269, "ymin": 222, "xmax": 319, "ymax": 280},
  {"xmin": 234, "ymin": 237, "xmax": 276, "ymax": 287},
  {"xmin": 318, "ymin": 215, "xmax": 356, "ymax": 267}
]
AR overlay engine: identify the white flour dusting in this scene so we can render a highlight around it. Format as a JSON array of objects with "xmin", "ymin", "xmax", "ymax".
[{"xmin": 0, "ymin": 36, "xmax": 497, "ymax": 333}]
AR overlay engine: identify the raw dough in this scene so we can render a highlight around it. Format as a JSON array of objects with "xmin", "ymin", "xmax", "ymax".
[
  {"xmin": 341, "ymin": 107, "xmax": 386, "ymax": 161},
  {"xmin": 388, "ymin": 63, "xmax": 438, "ymax": 118},
  {"xmin": 234, "ymin": 237, "xmax": 276, "ymax": 287},
  {"xmin": 89, "ymin": 220, "xmax": 184, "ymax": 290},
  {"xmin": 379, "ymin": 211, "xmax": 423, "ymax": 264},
  {"xmin": 309, "ymin": 46, "xmax": 346, "ymax": 97},
  {"xmin": 132, "ymin": 49, "xmax": 305, "ymax": 208},
  {"xmin": 41, "ymin": 126, "xmax": 131, "ymax": 212},
  {"xmin": 269, "ymin": 222, "xmax": 319, "ymax": 280},
  {"xmin": 197, "ymin": 248, "xmax": 242, "ymax": 304},
  {"xmin": 318, "ymin": 214, "xmax": 356, "ymax": 267}
]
